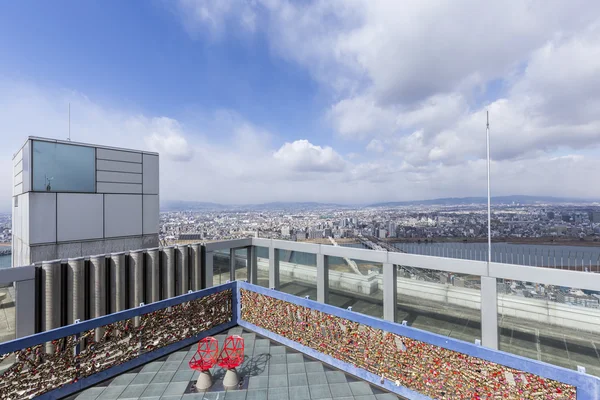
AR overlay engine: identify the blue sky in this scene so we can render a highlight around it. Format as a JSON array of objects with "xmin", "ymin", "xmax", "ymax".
[
  {"xmin": 1, "ymin": 0, "xmax": 600, "ymax": 209},
  {"xmin": 0, "ymin": 1, "xmax": 330, "ymax": 147}
]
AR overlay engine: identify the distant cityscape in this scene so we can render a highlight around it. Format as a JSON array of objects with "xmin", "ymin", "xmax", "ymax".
[{"xmin": 159, "ymin": 201, "xmax": 600, "ymax": 244}]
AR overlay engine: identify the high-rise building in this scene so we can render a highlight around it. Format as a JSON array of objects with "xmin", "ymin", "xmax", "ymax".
[
  {"xmin": 12, "ymin": 137, "xmax": 159, "ymax": 266},
  {"xmin": 388, "ymin": 222, "xmax": 397, "ymax": 238},
  {"xmin": 589, "ymin": 211, "xmax": 600, "ymax": 223}
]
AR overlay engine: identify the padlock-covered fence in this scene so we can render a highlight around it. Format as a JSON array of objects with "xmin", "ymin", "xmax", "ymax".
[
  {"xmin": 237, "ymin": 281, "xmax": 600, "ymax": 400},
  {"xmin": 0, "ymin": 283, "xmax": 234, "ymax": 400}
]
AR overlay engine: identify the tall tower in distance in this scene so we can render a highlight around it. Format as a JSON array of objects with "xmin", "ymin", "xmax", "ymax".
[{"xmin": 11, "ymin": 137, "xmax": 159, "ymax": 267}]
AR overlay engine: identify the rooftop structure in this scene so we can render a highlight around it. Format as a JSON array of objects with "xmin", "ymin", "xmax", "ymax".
[{"xmin": 11, "ymin": 137, "xmax": 159, "ymax": 267}]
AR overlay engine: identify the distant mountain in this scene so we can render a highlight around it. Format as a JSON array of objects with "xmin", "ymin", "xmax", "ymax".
[
  {"xmin": 161, "ymin": 201, "xmax": 347, "ymax": 212},
  {"xmin": 161, "ymin": 195, "xmax": 597, "ymax": 212},
  {"xmin": 369, "ymin": 195, "xmax": 597, "ymax": 207},
  {"xmin": 161, "ymin": 201, "xmax": 231, "ymax": 211}
]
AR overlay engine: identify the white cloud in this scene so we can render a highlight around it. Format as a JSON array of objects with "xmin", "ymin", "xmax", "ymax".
[
  {"xmin": 366, "ymin": 139, "xmax": 384, "ymax": 153},
  {"xmin": 144, "ymin": 118, "xmax": 194, "ymax": 161},
  {"xmin": 173, "ymin": 0, "xmax": 258, "ymax": 38},
  {"xmin": 273, "ymin": 140, "xmax": 346, "ymax": 173}
]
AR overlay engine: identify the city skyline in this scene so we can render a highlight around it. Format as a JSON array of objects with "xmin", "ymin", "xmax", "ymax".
[{"xmin": 2, "ymin": 1, "xmax": 600, "ymax": 210}]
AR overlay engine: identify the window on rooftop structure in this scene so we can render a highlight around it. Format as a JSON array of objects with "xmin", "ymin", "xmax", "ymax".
[{"xmin": 32, "ymin": 140, "xmax": 95, "ymax": 192}]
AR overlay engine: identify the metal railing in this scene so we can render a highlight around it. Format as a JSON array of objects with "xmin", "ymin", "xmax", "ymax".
[
  {"xmin": 0, "ymin": 282, "xmax": 234, "ymax": 399},
  {"xmin": 2, "ymin": 237, "xmax": 600, "ymax": 360}
]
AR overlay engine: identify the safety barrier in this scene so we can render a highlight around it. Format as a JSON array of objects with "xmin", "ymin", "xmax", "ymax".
[
  {"xmin": 0, "ymin": 283, "xmax": 235, "ymax": 400},
  {"xmin": 237, "ymin": 281, "xmax": 600, "ymax": 400}
]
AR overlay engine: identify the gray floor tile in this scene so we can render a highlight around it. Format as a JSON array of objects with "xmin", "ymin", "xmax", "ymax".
[
  {"xmin": 288, "ymin": 373, "xmax": 308, "ymax": 387},
  {"xmin": 288, "ymin": 386, "xmax": 310, "ymax": 400},
  {"xmin": 202, "ymin": 393, "xmax": 226, "ymax": 400},
  {"xmin": 304, "ymin": 362, "xmax": 324, "ymax": 373},
  {"xmin": 140, "ymin": 383, "xmax": 168, "ymax": 398},
  {"xmin": 306, "ymin": 372, "xmax": 328, "ymax": 385},
  {"xmin": 329, "ymin": 383, "xmax": 352, "ymax": 398},
  {"xmin": 335, "ymin": 398, "xmax": 354, "ymax": 400},
  {"xmin": 172, "ymin": 370, "xmax": 195, "ymax": 382},
  {"xmin": 97, "ymin": 386, "xmax": 126, "ymax": 400},
  {"xmin": 309, "ymin": 384, "xmax": 332, "ymax": 399},
  {"xmin": 109, "ymin": 373, "xmax": 137, "ymax": 387},
  {"xmin": 287, "ymin": 363, "xmax": 305, "ymax": 374},
  {"xmin": 326, "ymin": 371, "xmax": 347, "ymax": 384},
  {"xmin": 181, "ymin": 395, "xmax": 207, "ymax": 400},
  {"xmin": 118, "ymin": 384, "xmax": 147, "ymax": 399},
  {"xmin": 142, "ymin": 362, "xmax": 164, "ymax": 373},
  {"xmin": 248, "ymin": 376, "xmax": 269, "ymax": 389},
  {"xmin": 224, "ymin": 390, "xmax": 247, "ymax": 400},
  {"xmin": 268, "ymin": 354, "xmax": 286, "ymax": 365},
  {"xmin": 151, "ymin": 371, "xmax": 176, "ymax": 384},
  {"xmin": 161, "ymin": 396, "xmax": 183, "ymax": 400},
  {"xmin": 354, "ymin": 396, "xmax": 377, "ymax": 400},
  {"xmin": 267, "ymin": 387, "xmax": 289, "ymax": 400},
  {"xmin": 76, "ymin": 387, "xmax": 106, "ymax": 400},
  {"xmin": 349, "ymin": 382, "xmax": 374, "ymax": 396},
  {"xmin": 255, "ymin": 339, "xmax": 269, "ymax": 347},
  {"xmin": 375, "ymin": 395, "xmax": 398, "ymax": 400},
  {"xmin": 161, "ymin": 361, "xmax": 183, "ymax": 372},
  {"xmin": 268, "ymin": 374, "xmax": 288, "ymax": 388},
  {"xmin": 167, "ymin": 352, "xmax": 187, "ymax": 362},
  {"xmin": 269, "ymin": 346, "xmax": 286, "ymax": 355},
  {"xmin": 163, "ymin": 382, "xmax": 189, "ymax": 396},
  {"xmin": 286, "ymin": 354, "xmax": 303, "ymax": 364},
  {"xmin": 245, "ymin": 389, "xmax": 268, "ymax": 400},
  {"xmin": 131, "ymin": 373, "xmax": 157, "ymax": 385},
  {"xmin": 268, "ymin": 364, "xmax": 287, "ymax": 375}
]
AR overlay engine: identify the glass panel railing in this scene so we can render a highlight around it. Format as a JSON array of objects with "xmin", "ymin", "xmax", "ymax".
[
  {"xmin": 213, "ymin": 250, "xmax": 230, "ymax": 285},
  {"xmin": 0, "ymin": 284, "xmax": 15, "ymax": 344},
  {"xmin": 255, "ymin": 246, "xmax": 270, "ymax": 288},
  {"xmin": 326, "ymin": 256, "xmax": 383, "ymax": 319},
  {"xmin": 396, "ymin": 266, "xmax": 482, "ymax": 344},
  {"xmin": 279, "ymin": 249, "xmax": 317, "ymax": 299},
  {"xmin": 497, "ymin": 279, "xmax": 600, "ymax": 376},
  {"xmin": 233, "ymin": 248, "xmax": 247, "ymax": 281}
]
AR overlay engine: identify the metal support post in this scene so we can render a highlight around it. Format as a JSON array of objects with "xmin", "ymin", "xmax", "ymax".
[
  {"xmin": 204, "ymin": 250, "xmax": 214, "ymax": 288},
  {"xmin": 230, "ymin": 248, "xmax": 236, "ymax": 281},
  {"xmin": 15, "ymin": 279, "xmax": 36, "ymax": 338},
  {"xmin": 269, "ymin": 246, "xmax": 280, "ymax": 289},
  {"xmin": 176, "ymin": 245, "xmax": 189, "ymax": 295},
  {"xmin": 481, "ymin": 276, "xmax": 499, "ymax": 349},
  {"xmin": 67, "ymin": 257, "xmax": 85, "ymax": 325},
  {"xmin": 129, "ymin": 250, "xmax": 144, "ymax": 309},
  {"xmin": 89, "ymin": 255, "xmax": 106, "ymax": 341},
  {"xmin": 110, "ymin": 252, "xmax": 126, "ymax": 313},
  {"xmin": 190, "ymin": 243, "xmax": 202, "ymax": 291},
  {"xmin": 41, "ymin": 260, "xmax": 62, "ymax": 352},
  {"xmin": 247, "ymin": 246, "xmax": 257, "ymax": 284},
  {"xmin": 383, "ymin": 263, "xmax": 397, "ymax": 322},
  {"xmin": 317, "ymin": 252, "xmax": 328, "ymax": 303},
  {"xmin": 163, "ymin": 246, "xmax": 175, "ymax": 300},
  {"xmin": 146, "ymin": 248, "xmax": 160, "ymax": 303},
  {"xmin": 129, "ymin": 250, "xmax": 144, "ymax": 326}
]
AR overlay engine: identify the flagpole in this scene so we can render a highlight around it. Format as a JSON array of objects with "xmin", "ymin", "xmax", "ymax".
[{"xmin": 486, "ymin": 111, "xmax": 491, "ymax": 273}]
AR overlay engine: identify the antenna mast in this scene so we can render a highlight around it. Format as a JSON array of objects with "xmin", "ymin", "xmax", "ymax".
[
  {"xmin": 486, "ymin": 111, "xmax": 491, "ymax": 273},
  {"xmin": 68, "ymin": 103, "xmax": 71, "ymax": 141}
]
